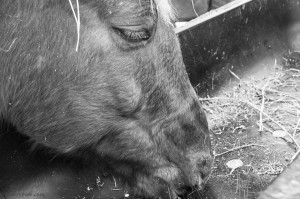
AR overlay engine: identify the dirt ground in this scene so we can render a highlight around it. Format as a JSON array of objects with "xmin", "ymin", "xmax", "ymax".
[{"xmin": 201, "ymin": 52, "xmax": 300, "ymax": 199}]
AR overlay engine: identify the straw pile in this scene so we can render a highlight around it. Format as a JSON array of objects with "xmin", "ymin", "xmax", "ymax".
[{"xmin": 200, "ymin": 52, "xmax": 300, "ymax": 157}]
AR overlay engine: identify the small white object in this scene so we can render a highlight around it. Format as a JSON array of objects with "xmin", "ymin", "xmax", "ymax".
[
  {"xmin": 226, "ymin": 159, "xmax": 243, "ymax": 174},
  {"xmin": 272, "ymin": 130, "xmax": 287, "ymax": 138}
]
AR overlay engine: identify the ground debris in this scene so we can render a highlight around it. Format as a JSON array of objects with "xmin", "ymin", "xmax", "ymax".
[{"xmin": 201, "ymin": 54, "xmax": 300, "ymax": 198}]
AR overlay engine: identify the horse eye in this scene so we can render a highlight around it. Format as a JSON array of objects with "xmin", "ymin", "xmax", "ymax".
[{"xmin": 114, "ymin": 28, "xmax": 151, "ymax": 43}]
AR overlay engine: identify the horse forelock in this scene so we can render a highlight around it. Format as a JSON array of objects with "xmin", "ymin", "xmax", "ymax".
[{"xmin": 154, "ymin": 0, "xmax": 176, "ymax": 24}]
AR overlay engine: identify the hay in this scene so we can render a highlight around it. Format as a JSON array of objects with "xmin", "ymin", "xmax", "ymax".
[
  {"xmin": 68, "ymin": 0, "xmax": 80, "ymax": 52},
  {"xmin": 0, "ymin": 38, "xmax": 16, "ymax": 52},
  {"xmin": 200, "ymin": 53, "xmax": 300, "ymax": 156}
]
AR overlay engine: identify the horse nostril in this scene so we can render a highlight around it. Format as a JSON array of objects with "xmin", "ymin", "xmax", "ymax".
[
  {"xmin": 201, "ymin": 159, "xmax": 208, "ymax": 167},
  {"xmin": 175, "ymin": 186, "xmax": 193, "ymax": 198},
  {"xmin": 202, "ymin": 156, "xmax": 213, "ymax": 167},
  {"xmin": 196, "ymin": 156, "xmax": 213, "ymax": 186},
  {"xmin": 198, "ymin": 156, "xmax": 213, "ymax": 172}
]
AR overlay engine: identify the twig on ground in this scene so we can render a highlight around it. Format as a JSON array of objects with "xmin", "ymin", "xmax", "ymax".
[
  {"xmin": 291, "ymin": 150, "xmax": 300, "ymax": 163},
  {"xmin": 229, "ymin": 69, "xmax": 241, "ymax": 81},
  {"xmin": 243, "ymin": 99, "xmax": 300, "ymax": 150},
  {"xmin": 200, "ymin": 97, "xmax": 300, "ymax": 150},
  {"xmin": 293, "ymin": 118, "xmax": 300, "ymax": 138},
  {"xmin": 212, "ymin": 72, "xmax": 215, "ymax": 90},
  {"xmin": 214, "ymin": 144, "xmax": 265, "ymax": 157},
  {"xmin": 259, "ymin": 79, "xmax": 270, "ymax": 132},
  {"xmin": 112, "ymin": 176, "xmax": 117, "ymax": 188},
  {"xmin": 256, "ymin": 121, "xmax": 273, "ymax": 134}
]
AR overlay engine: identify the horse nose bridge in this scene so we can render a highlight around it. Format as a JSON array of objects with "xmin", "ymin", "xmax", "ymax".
[{"xmin": 188, "ymin": 149, "xmax": 212, "ymax": 162}]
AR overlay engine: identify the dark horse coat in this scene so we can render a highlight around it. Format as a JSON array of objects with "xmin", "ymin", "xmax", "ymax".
[{"xmin": 0, "ymin": 0, "xmax": 212, "ymax": 198}]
